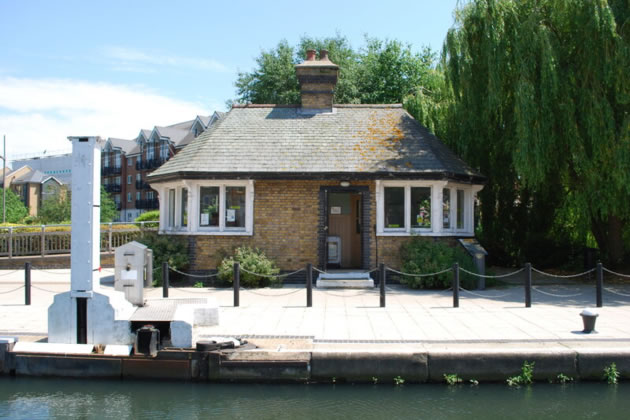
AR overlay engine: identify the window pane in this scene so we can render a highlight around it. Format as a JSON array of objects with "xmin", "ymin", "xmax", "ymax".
[
  {"xmin": 181, "ymin": 189, "xmax": 188, "ymax": 227},
  {"xmin": 225, "ymin": 186, "xmax": 246, "ymax": 228},
  {"xmin": 457, "ymin": 189, "xmax": 465, "ymax": 229},
  {"xmin": 384, "ymin": 187, "xmax": 404, "ymax": 228},
  {"xmin": 411, "ymin": 187, "xmax": 431, "ymax": 229},
  {"xmin": 199, "ymin": 187, "xmax": 219, "ymax": 227},
  {"xmin": 168, "ymin": 189, "xmax": 175, "ymax": 228},
  {"xmin": 443, "ymin": 188, "xmax": 451, "ymax": 229}
]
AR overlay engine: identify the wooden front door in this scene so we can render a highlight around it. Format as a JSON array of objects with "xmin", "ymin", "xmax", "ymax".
[{"xmin": 328, "ymin": 192, "xmax": 362, "ymax": 268}]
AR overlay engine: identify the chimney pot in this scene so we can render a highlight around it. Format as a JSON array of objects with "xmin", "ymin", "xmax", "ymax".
[
  {"xmin": 320, "ymin": 49, "xmax": 329, "ymax": 60},
  {"xmin": 306, "ymin": 49, "xmax": 316, "ymax": 61}
]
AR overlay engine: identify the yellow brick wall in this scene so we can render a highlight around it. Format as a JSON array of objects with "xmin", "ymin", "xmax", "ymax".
[
  {"xmin": 186, "ymin": 180, "xmax": 456, "ymax": 272},
  {"xmin": 190, "ymin": 180, "xmax": 375, "ymax": 271}
]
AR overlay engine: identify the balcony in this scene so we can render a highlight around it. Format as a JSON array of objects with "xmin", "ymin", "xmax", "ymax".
[
  {"xmin": 135, "ymin": 180, "xmax": 151, "ymax": 190},
  {"xmin": 104, "ymin": 184, "xmax": 122, "ymax": 193},
  {"xmin": 102, "ymin": 166, "xmax": 122, "ymax": 176},
  {"xmin": 135, "ymin": 199, "xmax": 159, "ymax": 209},
  {"xmin": 135, "ymin": 158, "xmax": 166, "ymax": 171}
]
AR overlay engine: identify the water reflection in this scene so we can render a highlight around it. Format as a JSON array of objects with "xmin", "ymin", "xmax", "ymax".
[{"xmin": 0, "ymin": 377, "xmax": 626, "ymax": 419}]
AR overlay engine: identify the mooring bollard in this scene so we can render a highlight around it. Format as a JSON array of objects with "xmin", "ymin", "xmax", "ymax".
[
  {"xmin": 379, "ymin": 263, "xmax": 386, "ymax": 308},
  {"xmin": 162, "ymin": 262, "xmax": 169, "ymax": 298},
  {"xmin": 452, "ymin": 262, "xmax": 459, "ymax": 308},
  {"xmin": 24, "ymin": 262, "xmax": 31, "ymax": 306},
  {"xmin": 233, "ymin": 262, "xmax": 240, "ymax": 307},
  {"xmin": 525, "ymin": 262, "xmax": 532, "ymax": 308},
  {"xmin": 596, "ymin": 262, "xmax": 603, "ymax": 308},
  {"xmin": 306, "ymin": 263, "xmax": 313, "ymax": 307}
]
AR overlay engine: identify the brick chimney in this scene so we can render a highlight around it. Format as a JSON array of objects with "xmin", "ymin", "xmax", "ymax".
[{"xmin": 295, "ymin": 49, "xmax": 339, "ymax": 110}]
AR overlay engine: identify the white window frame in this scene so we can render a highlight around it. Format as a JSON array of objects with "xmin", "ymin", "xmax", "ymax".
[
  {"xmin": 157, "ymin": 179, "xmax": 254, "ymax": 236},
  {"xmin": 127, "ymin": 175, "xmax": 132, "ymax": 185},
  {"xmin": 376, "ymin": 180, "xmax": 481, "ymax": 237}
]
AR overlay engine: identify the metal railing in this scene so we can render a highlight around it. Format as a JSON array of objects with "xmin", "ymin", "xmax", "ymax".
[
  {"xmin": 135, "ymin": 180, "xmax": 151, "ymax": 190},
  {"xmin": 101, "ymin": 166, "xmax": 122, "ymax": 176},
  {"xmin": 104, "ymin": 184, "xmax": 122, "ymax": 193},
  {"xmin": 135, "ymin": 199, "xmax": 159, "ymax": 209},
  {"xmin": 0, "ymin": 222, "xmax": 157, "ymax": 257},
  {"xmin": 157, "ymin": 261, "xmax": 630, "ymax": 309}
]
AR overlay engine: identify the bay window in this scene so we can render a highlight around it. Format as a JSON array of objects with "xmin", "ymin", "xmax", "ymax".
[
  {"xmin": 159, "ymin": 180, "xmax": 253, "ymax": 235},
  {"xmin": 377, "ymin": 181, "xmax": 477, "ymax": 236}
]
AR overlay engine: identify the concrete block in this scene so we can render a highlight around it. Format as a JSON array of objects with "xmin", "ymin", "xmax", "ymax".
[
  {"xmin": 428, "ymin": 349, "xmax": 577, "ymax": 382},
  {"xmin": 1, "ymin": 339, "xmax": 16, "ymax": 374},
  {"xmin": 577, "ymin": 349, "xmax": 630, "ymax": 380},
  {"xmin": 104, "ymin": 345, "xmax": 132, "ymax": 356},
  {"xmin": 170, "ymin": 301, "xmax": 220, "ymax": 348},
  {"xmin": 311, "ymin": 351, "xmax": 428, "ymax": 382},
  {"xmin": 13, "ymin": 342, "xmax": 94, "ymax": 355},
  {"xmin": 122, "ymin": 358, "xmax": 190, "ymax": 380},
  {"xmin": 48, "ymin": 289, "xmax": 134, "ymax": 345},
  {"xmin": 13, "ymin": 355, "xmax": 121, "ymax": 378},
  {"xmin": 219, "ymin": 351, "xmax": 310, "ymax": 382}
]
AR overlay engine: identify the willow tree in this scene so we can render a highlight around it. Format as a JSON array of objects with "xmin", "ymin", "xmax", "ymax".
[{"xmin": 444, "ymin": 0, "xmax": 630, "ymax": 265}]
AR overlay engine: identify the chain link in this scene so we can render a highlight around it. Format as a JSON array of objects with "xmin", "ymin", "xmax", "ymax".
[
  {"xmin": 0, "ymin": 285, "xmax": 24, "ymax": 294},
  {"xmin": 31, "ymin": 285, "xmax": 62, "ymax": 293},
  {"xmin": 531, "ymin": 267, "xmax": 595, "ymax": 279},
  {"xmin": 168, "ymin": 267, "xmax": 220, "ymax": 278},
  {"xmin": 603, "ymin": 287, "xmax": 630, "ymax": 298},
  {"xmin": 238, "ymin": 266, "xmax": 305, "ymax": 279},
  {"xmin": 386, "ymin": 266, "xmax": 453, "ymax": 277},
  {"xmin": 458, "ymin": 286, "xmax": 511, "ymax": 299},
  {"xmin": 603, "ymin": 267, "xmax": 630, "ymax": 279},
  {"xmin": 31, "ymin": 269, "xmax": 70, "ymax": 275},
  {"xmin": 459, "ymin": 267, "xmax": 525, "ymax": 279},
  {"xmin": 241, "ymin": 288, "xmax": 304, "ymax": 297},
  {"xmin": 531, "ymin": 286, "xmax": 583, "ymax": 298},
  {"xmin": 0, "ymin": 270, "xmax": 20, "ymax": 277}
]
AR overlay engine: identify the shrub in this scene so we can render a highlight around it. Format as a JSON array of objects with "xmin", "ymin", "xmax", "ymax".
[
  {"xmin": 135, "ymin": 210, "xmax": 159, "ymax": 228},
  {"xmin": 399, "ymin": 237, "xmax": 480, "ymax": 289},
  {"xmin": 0, "ymin": 189, "xmax": 29, "ymax": 223},
  {"xmin": 136, "ymin": 232, "xmax": 189, "ymax": 285},
  {"xmin": 218, "ymin": 246, "xmax": 280, "ymax": 288}
]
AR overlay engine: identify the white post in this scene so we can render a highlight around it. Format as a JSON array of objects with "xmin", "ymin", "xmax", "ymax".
[{"xmin": 68, "ymin": 136, "xmax": 104, "ymax": 293}]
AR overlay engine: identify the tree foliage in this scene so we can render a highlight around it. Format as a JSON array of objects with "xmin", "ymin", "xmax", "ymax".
[
  {"xmin": 0, "ymin": 189, "xmax": 29, "ymax": 223},
  {"xmin": 234, "ymin": 34, "xmax": 439, "ymax": 106},
  {"xmin": 443, "ymin": 0, "xmax": 630, "ymax": 265},
  {"xmin": 38, "ymin": 186, "xmax": 118, "ymax": 224}
]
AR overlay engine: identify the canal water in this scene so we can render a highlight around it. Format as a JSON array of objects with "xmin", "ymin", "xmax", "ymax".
[{"xmin": 0, "ymin": 377, "xmax": 627, "ymax": 419}]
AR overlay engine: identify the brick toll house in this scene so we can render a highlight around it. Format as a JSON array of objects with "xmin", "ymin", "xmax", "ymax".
[{"xmin": 148, "ymin": 49, "xmax": 486, "ymax": 280}]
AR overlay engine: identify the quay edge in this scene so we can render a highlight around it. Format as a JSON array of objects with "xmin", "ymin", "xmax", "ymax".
[{"xmin": 2, "ymin": 341, "xmax": 630, "ymax": 383}]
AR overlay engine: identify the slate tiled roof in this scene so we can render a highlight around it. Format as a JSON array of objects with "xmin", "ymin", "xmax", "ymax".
[
  {"xmin": 149, "ymin": 104, "xmax": 484, "ymax": 183},
  {"xmin": 108, "ymin": 137, "xmax": 135, "ymax": 154}
]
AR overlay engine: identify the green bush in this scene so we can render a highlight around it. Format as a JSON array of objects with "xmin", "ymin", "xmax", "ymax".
[
  {"xmin": 0, "ymin": 189, "xmax": 29, "ymax": 223},
  {"xmin": 218, "ymin": 246, "xmax": 280, "ymax": 288},
  {"xmin": 136, "ymin": 232, "xmax": 189, "ymax": 286},
  {"xmin": 399, "ymin": 237, "xmax": 480, "ymax": 289},
  {"xmin": 135, "ymin": 210, "xmax": 159, "ymax": 228}
]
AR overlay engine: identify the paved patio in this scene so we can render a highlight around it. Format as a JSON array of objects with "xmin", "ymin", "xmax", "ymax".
[{"xmin": 1, "ymin": 268, "xmax": 630, "ymax": 347}]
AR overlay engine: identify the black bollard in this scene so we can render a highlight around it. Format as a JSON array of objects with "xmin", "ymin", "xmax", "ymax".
[
  {"xmin": 525, "ymin": 263, "xmax": 532, "ymax": 308},
  {"xmin": 306, "ymin": 263, "xmax": 313, "ymax": 307},
  {"xmin": 596, "ymin": 262, "xmax": 603, "ymax": 308},
  {"xmin": 25, "ymin": 262, "xmax": 31, "ymax": 306},
  {"xmin": 379, "ymin": 263, "xmax": 386, "ymax": 308},
  {"xmin": 233, "ymin": 262, "xmax": 240, "ymax": 307},
  {"xmin": 162, "ymin": 262, "xmax": 169, "ymax": 298},
  {"xmin": 452, "ymin": 262, "xmax": 459, "ymax": 308}
]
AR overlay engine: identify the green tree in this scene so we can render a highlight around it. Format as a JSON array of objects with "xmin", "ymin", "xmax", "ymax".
[
  {"xmin": 0, "ymin": 189, "xmax": 29, "ymax": 223},
  {"xmin": 233, "ymin": 35, "xmax": 439, "ymax": 107},
  {"xmin": 38, "ymin": 194, "xmax": 71, "ymax": 224},
  {"xmin": 38, "ymin": 186, "xmax": 118, "ymax": 224},
  {"xmin": 100, "ymin": 187, "xmax": 117, "ymax": 223},
  {"xmin": 443, "ymin": 0, "xmax": 630, "ymax": 265}
]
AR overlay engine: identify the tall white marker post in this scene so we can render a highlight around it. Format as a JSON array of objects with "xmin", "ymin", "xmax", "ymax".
[{"xmin": 48, "ymin": 136, "xmax": 134, "ymax": 345}]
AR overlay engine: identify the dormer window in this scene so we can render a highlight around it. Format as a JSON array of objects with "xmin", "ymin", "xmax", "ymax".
[{"xmin": 160, "ymin": 141, "xmax": 169, "ymax": 160}]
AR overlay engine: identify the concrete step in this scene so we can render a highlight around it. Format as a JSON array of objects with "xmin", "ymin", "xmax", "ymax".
[{"xmin": 316, "ymin": 272, "xmax": 374, "ymax": 289}]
